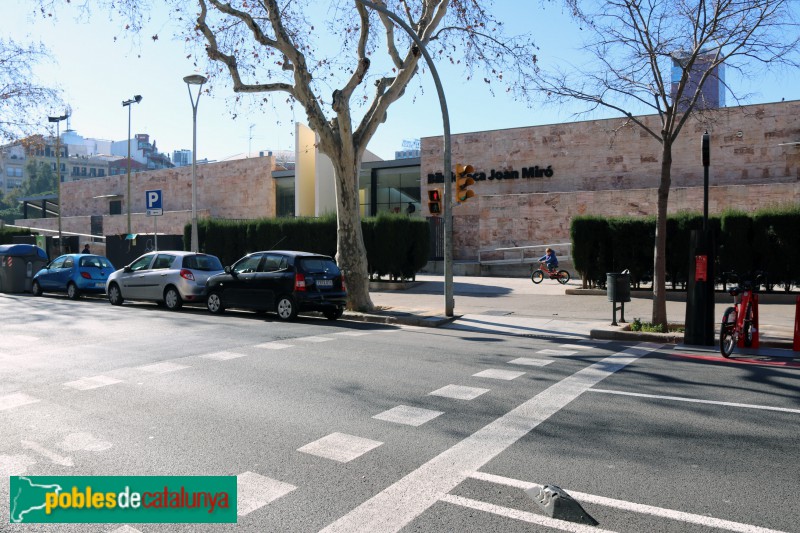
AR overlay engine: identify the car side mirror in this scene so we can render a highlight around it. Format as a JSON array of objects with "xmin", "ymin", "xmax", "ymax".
[
  {"xmin": 224, "ymin": 265, "xmax": 232, "ymax": 274},
  {"xmin": 123, "ymin": 265, "xmax": 133, "ymax": 273}
]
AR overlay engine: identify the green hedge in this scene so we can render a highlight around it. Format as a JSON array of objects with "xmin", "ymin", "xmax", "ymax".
[
  {"xmin": 186, "ymin": 213, "xmax": 429, "ymax": 281},
  {"xmin": 0, "ymin": 227, "xmax": 32, "ymax": 246},
  {"xmin": 571, "ymin": 205, "xmax": 798, "ymax": 291}
]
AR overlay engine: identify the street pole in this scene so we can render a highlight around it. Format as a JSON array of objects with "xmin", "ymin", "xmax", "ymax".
[
  {"xmin": 354, "ymin": 0, "xmax": 454, "ymax": 316},
  {"xmin": 183, "ymin": 75, "xmax": 207, "ymax": 253},
  {"xmin": 47, "ymin": 113, "xmax": 69, "ymax": 255},
  {"xmin": 122, "ymin": 95, "xmax": 143, "ymax": 237}
]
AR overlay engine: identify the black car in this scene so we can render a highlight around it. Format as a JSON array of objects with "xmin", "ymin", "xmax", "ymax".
[{"xmin": 205, "ymin": 250, "xmax": 347, "ymax": 321}]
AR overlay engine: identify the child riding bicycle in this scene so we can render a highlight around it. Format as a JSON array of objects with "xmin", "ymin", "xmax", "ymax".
[{"xmin": 538, "ymin": 248, "xmax": 558, "ymax": 272}]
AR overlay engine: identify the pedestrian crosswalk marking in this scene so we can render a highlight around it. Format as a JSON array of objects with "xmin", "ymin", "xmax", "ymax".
[
  {"xmin": 297, "ymin": 336, "xmax": 335, "ymax": 343},
  {"xmin": 200, "ymin": 351, "xmax": 248, "ymax": 360},
  {"xmin": 373, "ymin": 405, "xmax": 444, "ymax": 427},
  {"xmin": 429, "ymin": 385, "xmax": 490, "ymax": 400},
  {"xmin": 63, "ymin": 375, "xmax": 123, "ymax": 390},
  {"xmin": 0, "ymin": 393, "xmax": 40, "ymax": 411},
  {"xmin": 507, "ymin": 358, "xmax": 552, "ymax": 367},
  {"xmin": 473, "ymin": 369, "xmax": 526, "ymax": 381},
  {"xmin": 237, "ymin": 471, "xmax": 297, "ymax": 517},
  {"xmin": 537, "ymin": 348, "xmax": 578, "ymax": 356},
  {"xmin": 137, "ymin": 362, "xmax": 188, "ymax": 374},
  {"xmin": 334, "ymin": 331, "xmax": 371, "ymax": 337},
  {"xmin": 298, "ymin": 432, "xmax": 383, "ymax": 463},
  {"xmin": 254, "ymin": 342, "xmax": 294, "ymax": 350}
]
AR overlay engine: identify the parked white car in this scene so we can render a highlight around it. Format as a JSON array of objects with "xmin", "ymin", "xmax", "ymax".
[{"xmin": 106, "ymin": 251, "xmax": 224, "ymax": 310}]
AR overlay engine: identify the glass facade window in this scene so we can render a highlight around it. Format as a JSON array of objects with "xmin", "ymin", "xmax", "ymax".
[
  {"xmin": 373, "ymin": 165, "xmax": 421, "ymax": 216},
  {"xmin": 275, "ymin": 178, "xmax": 295, "ymax": 217}
]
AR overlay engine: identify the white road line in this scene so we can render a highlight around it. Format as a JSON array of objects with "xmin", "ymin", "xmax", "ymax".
[
  {"xmin": 473, "ymin": 369, "xmax": 526, "ymax": 381},
  {"xmin": 508, "ymin": 357, "xmax": 553, "ymax": 367},
  {"xmin": 63, "ymin": 375, "xmax": 123, "ymax": 391},
  {"xmin": 320, "ymin": 343, "xmax": 662, "ymax": 532},
  {"xmin": 590, "ymin": 389, "xmax": 800, "ymax": 414},
  {"xmin": 428, "ymin": 385, "xmax": 490, "ymax": 401},
  {"xmin": 137, "ymin": 362, "xmax": 188, "ymax": 374},
  {"xmin": 467, "ymin": 472, "xmax": 788, "ymax": 533},
  {"xmin": 537, "ymin": 348, "xmax": 578, "ymax": 356},
  {"xmin": 254, "ymin": 342, "xmax": 293, "ymax": 350},
  {"xmin": 441, "ymin": 494, "xmax": 615, "ymax": 533},
  {"xmin": 237, "ymin": 471, "xmax": 297, "ymax": 517},
  {"xmin": 0, "ymin": 393, "xmax": 40, "ymax": 411},
  {"xmin": 373, "ymin": 405, "xmax": 444, "ymax": 427},
  {"xmin": 334, "ymin": 331, "xmax": 371, "ymax": 337},
  {"xmin": 298, "ymin": 432, "xmax": 383, "ymax": 463}
]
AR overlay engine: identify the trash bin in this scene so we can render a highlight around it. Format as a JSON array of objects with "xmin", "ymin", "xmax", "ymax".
[
  {"xmin": 607, "ymin": 272, "xmax": 631, "ymax": 303},
  {"xmin": 0, "ymin": 244, "xmax": 49, "ymax": 293}
]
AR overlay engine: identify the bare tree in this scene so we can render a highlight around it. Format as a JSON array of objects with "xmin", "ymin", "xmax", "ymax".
[
  {"xmin": 0, "ymin": 39, "xmax": 62, "ymax": 143},
  {"xmin": 38, "ymin": 0, "xmax": 538, "ymax": 311},
  {"xmin": 536, "ymin": 0, "xmax": 799, "ymax": 326}
]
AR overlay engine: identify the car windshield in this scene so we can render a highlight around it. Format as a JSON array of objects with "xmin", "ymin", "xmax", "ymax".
[
  {"xmin": 300, "ymin": 257, "xmax": 339, "ymax": 274},
  {"xmin": 183, "ymin": 254, "xmax": 223, "ymax": 271},
  {"xmin": 80, "ymin": 257, "xmax": 113, "ymax": 268}
]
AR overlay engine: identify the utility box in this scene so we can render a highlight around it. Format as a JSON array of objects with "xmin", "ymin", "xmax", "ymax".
[{"xmin": 0, "ymin": 244, "xmax": 49, "ymax": 293}]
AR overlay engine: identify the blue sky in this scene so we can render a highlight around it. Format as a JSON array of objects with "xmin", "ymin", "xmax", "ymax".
[{"xmin": 4, "ymin": 1, "xmax": 798, "ymax": 162}]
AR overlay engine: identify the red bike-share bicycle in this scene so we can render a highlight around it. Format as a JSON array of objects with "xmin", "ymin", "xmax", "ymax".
[
  {"xmin": 719, "ymin": 278, "xmax": 758, "ymax": 358},
  {"xmin": 531, "ymin": 262, "xmax": 571, "ymax": 285}
]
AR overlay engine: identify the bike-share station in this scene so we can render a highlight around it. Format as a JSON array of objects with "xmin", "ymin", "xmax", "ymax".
[{"xmin": 683, "ymin": 132, "xmax": 800, "ymax": 357}]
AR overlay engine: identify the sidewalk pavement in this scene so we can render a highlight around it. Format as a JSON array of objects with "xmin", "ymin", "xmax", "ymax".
[{"xmin": 341, "ymin": 274, "xmax": 799, "ymax": 359}]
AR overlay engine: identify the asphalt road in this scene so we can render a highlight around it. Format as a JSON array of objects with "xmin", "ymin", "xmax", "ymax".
[{"xmin": 1, "ymin": 292, "xmax": 798, "ymax": 532}]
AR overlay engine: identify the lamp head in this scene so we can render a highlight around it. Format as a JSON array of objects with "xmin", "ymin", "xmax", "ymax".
[
  {"xmin": 183, "ymin": 74, "xmax": 208, "ymax": 85},
  {"xmin": 134, "ymin": 95, "xmax": 142, "ymax": 103}
]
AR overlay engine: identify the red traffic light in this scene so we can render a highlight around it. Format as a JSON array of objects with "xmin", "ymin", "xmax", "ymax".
[{"xmin": 428, "ymin": 188, "xmax": 442, "ymax": 214}]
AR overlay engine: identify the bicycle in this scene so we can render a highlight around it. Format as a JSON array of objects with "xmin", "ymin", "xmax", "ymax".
[
  {"xmin": 719, "ymin": 276, "xmax": 758, "ymax": 358},
  {"xmin": 531, "ymin": 261, "xmax": 571, "ymax": 285}
]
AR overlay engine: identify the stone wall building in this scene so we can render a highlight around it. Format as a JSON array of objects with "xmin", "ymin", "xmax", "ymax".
[{"xmin": 421, "ymin": 100, "xmax": 800, "ymax": 259}]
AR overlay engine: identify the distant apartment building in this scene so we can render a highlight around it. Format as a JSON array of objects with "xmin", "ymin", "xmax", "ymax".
[
  {"xmin": 671, "ymin": 51, "xmax": 726, "ymax": 112},
  {"xmin": 173, "ymin": 149, "xmax": 192, "ymax": 167},
  {"xmin": 110, "ymin": 134, "xmax": 174, "ymax": 170}
]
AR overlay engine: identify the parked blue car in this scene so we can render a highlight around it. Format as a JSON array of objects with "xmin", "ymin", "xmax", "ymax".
[{"xmin": 32, "ymin": 254, "xmax": 114, "ymax": 299}]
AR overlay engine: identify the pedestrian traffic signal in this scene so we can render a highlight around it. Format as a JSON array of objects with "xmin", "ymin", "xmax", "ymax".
[
  {"xmin": 455, "ymin": 164, "xmax": 475, "ymax": 202},
  {"xmin": 428, "ymin": 188, "xmax": 442, "ymax": 215}
]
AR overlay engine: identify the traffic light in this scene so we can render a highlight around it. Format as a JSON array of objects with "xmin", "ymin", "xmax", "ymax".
[
  {"xmin": 455, "ymin": 164, "xmax": 475, "ymax": 202},
  {"xmin": 428, "ymin": 188, "xmax": 442, "ymax": 215}
]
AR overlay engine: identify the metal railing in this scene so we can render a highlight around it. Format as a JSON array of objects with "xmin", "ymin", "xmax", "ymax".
[{"xmin": 477, "ymin": 242, "xmax": 572, "ymax": 265}]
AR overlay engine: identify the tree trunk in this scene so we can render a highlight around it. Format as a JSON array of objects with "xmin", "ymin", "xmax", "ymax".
[
  {"xmin": 652, "ymin": 140, "xmax": 672, "ymax": 327},
  {"xmin": 330, "ymin": 155, "xmax": 374, "ymax": 312}
]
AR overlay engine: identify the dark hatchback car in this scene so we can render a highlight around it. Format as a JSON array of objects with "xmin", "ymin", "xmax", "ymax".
[{"xmin": 205, "ymin": 251, "xmax": 347, "ymax": 321}]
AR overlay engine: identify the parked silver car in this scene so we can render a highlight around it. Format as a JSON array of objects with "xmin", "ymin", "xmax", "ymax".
[{"xmin": 106, "ymin": 251, "xmax": 224, "ymax": 310}]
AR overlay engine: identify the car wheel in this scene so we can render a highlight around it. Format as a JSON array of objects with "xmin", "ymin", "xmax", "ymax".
[
  {"xmin": 206, "ymin": 291, "xmax": 225, "ymax": 314},
  {"xmin": 67, "ymin": 282, "xmax": 80, "ymax": 300},
  {"xmin": 275, "ymin": 295, "xmax": 298, "ymax": 321},
  {"xmin": 164, "ymin": 286, "xmax": 183, "ymax": 310},
  {"xmin": 31, "ymin": 280, "xmax": 43, "ymax": 296},
  {"xmin": 323, "ymin": 307, "xmax": 344, "ymax": 321},
  {"xmin": 108, "ymin": 283, "xmax": 124, "ymax": 306}
]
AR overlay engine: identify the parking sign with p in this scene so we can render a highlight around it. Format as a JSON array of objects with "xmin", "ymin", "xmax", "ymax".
[{"xmin": 146, "ymin": 189, "xmax": 163, "ymax": 216}]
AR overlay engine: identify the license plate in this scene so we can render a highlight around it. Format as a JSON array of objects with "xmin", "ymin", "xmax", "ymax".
[
  {"xmin": 96, "ymin": 282, "xmax": 105, "ymax": 288},
  {"xmin": 316, "ymin": 279, "xmax": 333, "ymax": 288}
]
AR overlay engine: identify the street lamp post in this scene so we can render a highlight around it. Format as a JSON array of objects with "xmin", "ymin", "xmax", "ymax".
[
  {"xmin": 122, "ymin": 95, "xmax": 143, "ymax": 237},
  {"xmin": 183, "ymin": 74, "xmax": 207, "ymax": 253},
  {"xmin": 47, "ymin": 113, "xmax": 69, "ymax": 255}
]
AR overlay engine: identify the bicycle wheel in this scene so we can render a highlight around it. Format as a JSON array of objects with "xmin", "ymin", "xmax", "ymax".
[
  {"xmin": 719, "ymin": 307, "xmax": 737, "ymax": 358},
  {"xmin": 557, "ymin": 270, "xmax": 570, "ymax": 284},
  {"xmin": 531, "ymin": 270, "xmax": 544, "ymax": 284},
  {"xmin": 742, "ymin": 303, "xmax": 754, "ymax": 347}
]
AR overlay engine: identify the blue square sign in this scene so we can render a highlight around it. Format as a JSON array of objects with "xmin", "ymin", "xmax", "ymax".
[{"xmin": 146, "ymin": 189, "xmax": 163, "ymax": 216}]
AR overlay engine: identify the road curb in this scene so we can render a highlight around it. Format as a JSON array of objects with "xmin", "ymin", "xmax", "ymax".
[{"xmin": 342, "ymin": 311, "xmax": 456, "ymax": 328}]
